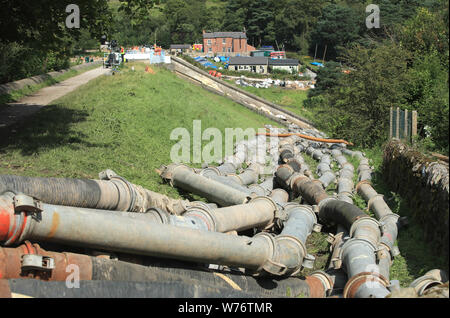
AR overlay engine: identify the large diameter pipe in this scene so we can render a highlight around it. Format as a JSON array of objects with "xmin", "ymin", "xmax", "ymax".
[
  {"xmin": 158, "ymin": 164, "xmax": 249, "ymax": 207},
  {"xmin": 199, "ymin": 168, "xmax": 253, "ymax": 194},
  {"xmin": 0, "ymin": 192, "xmax": 304, "ymax": 277},
  {"xmin": 0, "ymin": 174, "xmax": 188, "ymax": 215},
  {"xmin": 183, "ymin": 196, "xmax": 277, "ymax": 233},
  {"xmin": 2, "ymin": 279, "xmax": 259, "ymax": 298},
  {"xmin": 0, "ymin": 243, "xmax": 330, "ymax": 298}
]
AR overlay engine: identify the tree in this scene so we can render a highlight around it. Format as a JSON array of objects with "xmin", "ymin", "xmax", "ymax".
[
  {"xmin": 0, "ymin": 0, "xmax": 112, "ymax": 51},
  {"xmin": 318, "ymin": 43, "xmax": 412, "ymax": 147},
  {"xmin": 307, "ymin": 61, "xmax": 344, "ymax": 97},
  {"xmin": 310, "ymin": 4, "xmax": 363, "ymax": 60}
]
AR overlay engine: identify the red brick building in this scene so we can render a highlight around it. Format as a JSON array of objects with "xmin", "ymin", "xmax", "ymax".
[{"xmin": 202, "ymin": 31, "xmax": 256, "ymax": 56}]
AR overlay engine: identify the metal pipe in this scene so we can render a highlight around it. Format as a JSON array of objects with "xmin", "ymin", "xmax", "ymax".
[
  {"xmin": 0, "ymin": 192, "xmax": 310, "ymax": 277},
  {"xmin": 158, "ymin": 164, "xmax": 249, "ymax": 207},
  {"xmin": 0, "ymin": 243, "xmax": 330, "ymax": 298},
  {"xmin": 199, "ymin": 168, "xmax": 253, "ymax": 194},
  {"xmin": 275, "ymin": 167, "xmax": 389, "ymax": 298},
  {"xmin": 318, "ymin": 171, "xmax": 336, "ymax": 188}
]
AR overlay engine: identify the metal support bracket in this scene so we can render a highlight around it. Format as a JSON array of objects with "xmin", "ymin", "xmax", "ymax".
[{"xmin": 21, "ymin": 254, "xmax": 55, "ymax": 271}]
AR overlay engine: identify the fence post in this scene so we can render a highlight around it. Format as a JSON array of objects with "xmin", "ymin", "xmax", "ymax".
[
  {"xmin": 396, "ymin": 107, "xmax": 400, "ymax": 139},
  {"xmin": 412, "ymin": 111, "xmax": 418, "ymax": 141},
  {"xmin": 389, "ymin": 107, "xmax": 393, "ymax": 139},
  {"xmin": 404, "ymin": 109, "xmax": 409, "ymax": 141}
]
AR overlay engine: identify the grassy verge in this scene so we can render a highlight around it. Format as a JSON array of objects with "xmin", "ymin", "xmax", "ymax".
[
  {"xmin": 224, "ymin": 82, "xmax": 315, "ymax": 120},
  {"xmin": 0, "ymin": 62, "xmax": 279, "ymax": 200},
  {"xmin": 0, "ymin": 63, "xmax": 102, "ymax": 107}
]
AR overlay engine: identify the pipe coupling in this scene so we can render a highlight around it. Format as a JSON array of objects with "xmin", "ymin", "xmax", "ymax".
[
  {"xmin": 349, "ymin": 217, "xmax": 381, "ymax": 249},
  {"xmin": 409, "ymin": 269, "xmax": 448, "ymax": 296},
  {"xmin": 343, "ymin": 271, "xmax": 390, "ymax": 298},
  {"xmin": 183, "ymin": 205, "xmax": 218, "ymax": 232},
  {"xmin": 308, "ymin": 270, "xmax": 334, "ymax": 297}
]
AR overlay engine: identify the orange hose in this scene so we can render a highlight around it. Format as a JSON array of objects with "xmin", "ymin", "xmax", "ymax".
[{"xmin": 256, "ymin": 132, "xmax": 354, "ymax": 146}]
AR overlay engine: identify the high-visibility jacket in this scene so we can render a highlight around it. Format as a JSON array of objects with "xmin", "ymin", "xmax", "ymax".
[{"xmin": 121, "ymin": 47, "xmax": 124, "ymax": 55}]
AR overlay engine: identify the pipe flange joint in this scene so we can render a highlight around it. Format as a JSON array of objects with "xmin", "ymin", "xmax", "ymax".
[
  {"xmin": 340, "ymin": 237, "xmax": 378, "ymax": 262},
  {"xmin": 349, "ymin": 217, "xmax": 381, "ymax": 247},
  {"xmin": 274, "ymin": 234, "xmax": 308, "ymax": 275},
  {"xmin": 355, "ymin": 179, "xmax": 372, "ymax": 193},
  {"xmin": 225, "ymin": 173, "xmax": 244, "ymax": 185},
  {"xmin": 145, "ymin": 207, "xmax": 171, "ymax": 224},
  {"xmin": 409, "ymin": 273, "xmax": 446, "ymax": 296},
  {"xmin": 343, "ymin": 271, "xmax": 390, "ymax": 298},
  {"xmin": 199, "ymin": 167, "xmax": 221, "ymax": 177},
  {"xmin": 283, "ymin": 203, "xmax": 318, "ymax": 226},
  {"xmin": 317, "ymin": 197, "xmax": 337, "ymax": 212},
  {"xmin": 379, "ymin": 213, "xmax": 400, "ymax": 226},
  {"xmin": 183, "ymin": 205, "xmax": 217, "ymax": 232},
  {"xmin": 288, "ymin": 172, "xmax": 307, "ymax": 191},
  {"xmin": 367, "ymin": 194, "xmax": 385, "ymax": 211},
  {"xmin": 253, "ymin": 232, "xmax": 287, "ymax": 276},
  {"xmin": 310, "ymin": 270, "xmax": 334, "ymax": 296},
  {"xmin": 249, "ymin": 196, "xmax": 278, "ymax": 217}
]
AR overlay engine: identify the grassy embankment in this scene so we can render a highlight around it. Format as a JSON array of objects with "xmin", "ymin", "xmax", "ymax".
[
  {"xmin": 0, "ymin": 60, "xmax": 444, "ymax": 286},
  {"xmin": 0, "ymin": 62, "xmax": 279, "ymax": 201}
]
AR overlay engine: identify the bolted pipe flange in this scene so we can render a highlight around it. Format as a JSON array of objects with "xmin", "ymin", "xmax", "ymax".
[
  {"xmin": 225, "ymin": 173, "xmax": 244, "ymax": 185},
  {"xmin": 248, "ymin": 196, "xmax": 278, "ymax": 216}
]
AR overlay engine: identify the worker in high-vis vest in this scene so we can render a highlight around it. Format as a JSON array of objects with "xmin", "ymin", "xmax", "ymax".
[{"xmin": 120, "ymin": 46, "xmax": 125, "ymax": 63}]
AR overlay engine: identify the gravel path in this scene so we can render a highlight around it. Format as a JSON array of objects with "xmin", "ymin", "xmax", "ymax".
[{"xmin": 0, "ymin": 67, "xmax": 109, "ymax": 129}]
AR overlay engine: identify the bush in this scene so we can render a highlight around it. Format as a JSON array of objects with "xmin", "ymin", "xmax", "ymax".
[{"xmin": 0, "ymin": 42, "xmax": 70, "ymax": 84}]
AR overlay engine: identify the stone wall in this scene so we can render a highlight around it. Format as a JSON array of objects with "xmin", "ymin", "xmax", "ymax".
[{"xmin": 382, "ymin": 140, "xmax": 449, "ymax": 265}]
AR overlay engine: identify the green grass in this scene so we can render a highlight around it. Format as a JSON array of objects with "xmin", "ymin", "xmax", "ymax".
[
  {"xmin": 230, "ymin": 85, "xmax": 315, "ymax": 120},
  {"xmin": 0, "ymin": 63, "xmax": 102, "ymax": 107},
  {"xmin": 0, "ymin": 62, "xmax": 279, "ymax": 200}
]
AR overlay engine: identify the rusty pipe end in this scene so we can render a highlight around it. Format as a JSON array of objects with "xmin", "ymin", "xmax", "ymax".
[
  {"xmin": 0, "ymin": 192, "xmax": 29, "ymax": 246},
  {"xmin": 343, "ymin": 271, "xmax": 390, "ymax": 298},
  {"xmin": 306, "ymin": 271, "xmax": 334, "ymax": 298}
]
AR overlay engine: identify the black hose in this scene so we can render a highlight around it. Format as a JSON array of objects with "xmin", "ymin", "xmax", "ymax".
[
  {"xmin": 90, "ymin": 257, "xmax": 312, "ymax": 298},
  {"xmin": 319, "ymin": 199, "xmax": 368, "ymax": 230},
  {"xmin": 0, "ymin": 174, "xmax": 102, "ymax": 208},
  {"xmin": 6, "ymin": 279, "xmax": 259, "ymax": 298}
]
